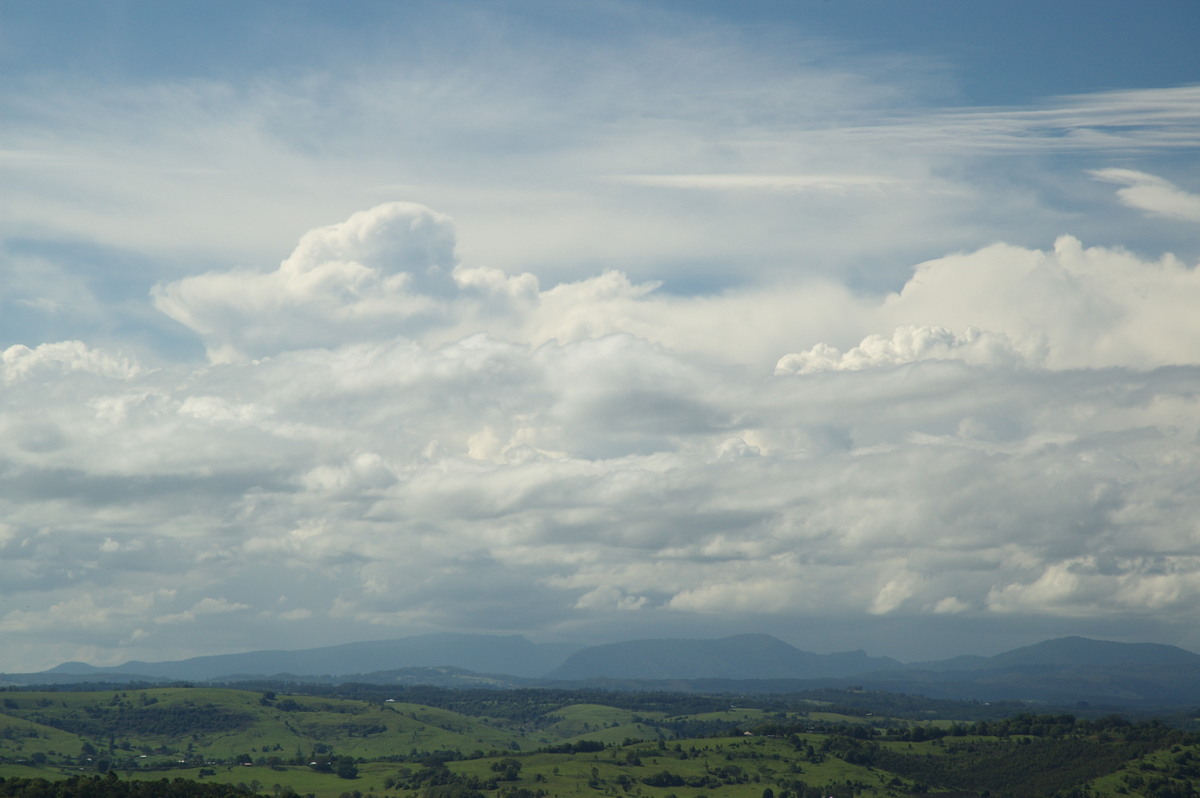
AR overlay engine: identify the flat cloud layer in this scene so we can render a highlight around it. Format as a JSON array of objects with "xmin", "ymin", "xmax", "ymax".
[{"xmin": 3, "ymin": 2, "xmax": 1200, "ymax": 671}]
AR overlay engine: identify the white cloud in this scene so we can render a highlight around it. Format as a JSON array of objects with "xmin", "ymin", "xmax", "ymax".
[
  {"xmin": 155, "ymin": 597, "xmax": 251, "ymax": 626},
  {"xmin": 775, "ymin": 235, "xmax": 1200, "ymax": 373},
  {"xmin": 3, "ymin": 5, "xmax": 1200, "ymax": 669},
  {"xmin": 1091, "ymin": 168, "xmax": 1200, "ymax": 223},
  {"xmin": 2, "ymin": 340, "xmax": 140, "ymax": 382},
  {"xmin": 775, "ymin": 325, "xmax": 1034, "ymax": 375},
  {"xmin": 837, "ymin": 85, "xmax": 1200, "ymax": 155},
  {"xmin": 870, "ymin": 574, "xmax": 921, "ymax": 616},
  {"xmin": 610, "ymin": 174, "xmax": 900, "ymax": 192},
  {"xmin": 151, "ymin": 202, "xmax": 1200, "ymax": 378},
  {"xmin": 933, "ymin": 596, "xmax": 970, "ymax": 614},
  {"xmin": 4, "ymin": 200, "xmax": 1200, "ymax": 667},
  {"xmin": 4, "ymin": 14, "xmax": 1198, "ymax": 303},
  {"xmin": 0, "ymin": 591, "xmax": 163, "ymax": 634},
  {"xmin": 573, "ymin": 586, "xmax": 649, "ymax": 611},
  {"xmin": 153, "ymin": 202, "xmax": 458, "ymax": 362}
]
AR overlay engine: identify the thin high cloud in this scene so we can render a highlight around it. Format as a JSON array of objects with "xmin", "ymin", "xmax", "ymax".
[
  {"xmin": 609, "ymin": 174, "xmax": 901, "ymax": 192},
  {"xmin": 3, "ymin": 26, "xmax": 1198, "ymax": 296},
  {"xmin": 833, "ymin": 85, "xmax": 1200, "ymax": 154},
  {"xmin": 1091, "ymin": 168, "xmax": 1200, "ymax": 223}
]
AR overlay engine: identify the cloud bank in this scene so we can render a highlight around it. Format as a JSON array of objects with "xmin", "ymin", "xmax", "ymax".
[{"xmin": 4, "ymin": 193, "xmax": 1200, "ymax": 669}]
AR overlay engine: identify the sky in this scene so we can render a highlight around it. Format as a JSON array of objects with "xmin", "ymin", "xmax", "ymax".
[{"xmin": 2, "ymin": 0, "xmax": 1200, "ymax": 673}]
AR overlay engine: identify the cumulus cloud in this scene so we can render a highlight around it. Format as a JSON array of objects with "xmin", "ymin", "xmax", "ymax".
[
  {"xmin": 152, "ymin": 201, "xmax": 1200, "ymax": 379},
  {"xmin": 2, "ymin": 340, "xmax": 141, "ymax": 382},
  {"xmin": 153, "ymin": 203, "xmax": 459, "ymax": 362},
  {"xmin": 775, "ymin": 235, "xmax": 1200, "ymax": 373},
  {"xmin": 6, "ymin": 199, "xmax": 1200, "ymax": 668},
  {"xmin": 4, "ymin": 1, "xmax": 1200, "ymax": 674},
  {"xmin": 775, "ymin": 326, "xmax": 1034, "ymax": 375}
]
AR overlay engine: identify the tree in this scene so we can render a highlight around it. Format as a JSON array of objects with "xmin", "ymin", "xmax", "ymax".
[
  {"xmin": 491, "ymin": 758, "xmax": 522, "ymax": 781},
  {"xmin": 336, "ymin": 756, "xmax": 359, "ymax": 779}
]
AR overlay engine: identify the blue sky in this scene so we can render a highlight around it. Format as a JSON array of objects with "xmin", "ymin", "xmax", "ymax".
[
  {"xmin": 6, "ymin": 1, "xmax": 1198, "ymax": 98},
  {"xmin": 2, "ymin": 0, "xmax": 1200, "ymax": 673}
]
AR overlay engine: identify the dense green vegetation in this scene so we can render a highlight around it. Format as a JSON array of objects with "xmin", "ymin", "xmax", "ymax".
[
  {"xmin": 0, "ymin": 772, "xmax": 262, "ymax": 798},
  {"xmin": 1, "ymin": 686, "xmax": 1198, "ymax": 797}
]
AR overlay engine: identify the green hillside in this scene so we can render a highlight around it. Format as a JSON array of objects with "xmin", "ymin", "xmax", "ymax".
[{"xmin": 1, "ymin": 686, "xmax": 1198, "ymax": 797}]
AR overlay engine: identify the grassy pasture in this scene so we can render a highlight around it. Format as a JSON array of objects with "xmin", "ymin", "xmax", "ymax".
[
  {"xmin": 535, "ymin": 703, "xmax": 667, "ymax": 747},
  {"xmin": 0, "ymin": 686, "xmax": 524, "ymax": 783},
  {"xmin": 3, "ymin": 686, "xmax": 1197, "ymax": 797}
]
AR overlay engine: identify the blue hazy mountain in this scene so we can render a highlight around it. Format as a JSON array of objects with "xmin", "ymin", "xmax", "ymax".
[
  {"xmin": 41, "ymin": 633, "xmax": 577, "ymax": 681},
  {"xmin": 849, "ymin": 636, "xmax": 1200, "ymax": 706},
  {"xmin": 545, "ymin": 633, "xmax": 901, "ymax": 681},
  {"xmin": 14, "ymin": 633, "xmax": 1200, "ymax": 708},
  {"xmin": 916, "ymin": 635, "xmax": 1200, "ymax": 670}
]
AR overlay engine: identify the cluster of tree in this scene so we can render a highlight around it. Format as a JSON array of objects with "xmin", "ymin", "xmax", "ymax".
[
  {"xmin": 813, "ymin": 733, "xmax": 1156, "ymax": 797},
  {"xmin": 740, "ymin": 711, "xmax": 1196, "ymax": 749},
  {"xmin": 639, "ymin": 763, "xmax": 749, "ymax": 789},
  {"xmin": 976, "ymin": 713, "xmax": 1188, "ymax": 743},
  {"xmin": 655, "ymin": 716, "xmax": 746, "ymax": 740},
  {"xmin": 232, "ymin": 683, "xmax": 734, "ymax": 726},
  {"xmin": 536, "ymin": 741, "xmax": 605, "ymax": 755},
  {"xmin": 308, "ymin": 754, "xmax": 359, "ymax": 779},
  {"xmin": 1114, "ymin": 747, "xmax": 1200, "ymax": 798},
  {"xmin": 295, "ymin": 720, "xmax": 388, "ymax": 738},
  {"xmin": 489, "ymin": 758, "xmax": 522, "ymax": 781},
  {"xmin": 773, "ymin": 688, "xmax": 1034, "ymax": 722},
  {"xmin": 764, "ymin": 779, "xmax": 877, "ymax": 798},
  {"xmin": 0, "ymin": 773, "xmax": 266, "ymax": 798},
  {"xmin": 266, "ymin": 698, "xmax": 308, "ymax": 713},
  {"xmin": 379, "ymin": 753, "xmax": 533, "ymax": 794},
  {"xmin": 1, "ymin": 683, "xmax": 172, "ymax": 695},
  {"xmin": 383, "ymin": 763, "xmax": 494, "ymax": 793},
  {"xmin": 7, "ymin": 702, "xmax": 251, "ymax": 739}
]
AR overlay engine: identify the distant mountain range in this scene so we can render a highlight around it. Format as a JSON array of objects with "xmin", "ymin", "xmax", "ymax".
[
  {"xmin": 36, "ymin": 633, "xmax": 574, "ymax": 682},
  {"xmin": 8, "ymin": 633, "xmax": 1200, "ymax": 709},
  {"xmin": 854, "ymin": 636, "xmax": 1200, "ymax": 706},
  {"xmin": 544, "ymin": 633, "xmax": 900, "ymax": 680}
]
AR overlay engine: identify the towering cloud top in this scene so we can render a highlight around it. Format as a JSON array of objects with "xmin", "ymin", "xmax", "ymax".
[{"xmin": 153, "ymin": 203, "xmax": 460, "ymax": 361}]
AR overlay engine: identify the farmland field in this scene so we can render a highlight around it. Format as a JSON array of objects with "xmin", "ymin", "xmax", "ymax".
[{"xmin": 1, "ymin": 686, "xmax": 1198, "ymax": 797}]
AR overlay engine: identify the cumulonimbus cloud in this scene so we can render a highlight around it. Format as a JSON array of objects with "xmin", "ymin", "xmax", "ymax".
[{"xmin": 4, "ymin": 200, "xmax": 1200, "ymax": 668}]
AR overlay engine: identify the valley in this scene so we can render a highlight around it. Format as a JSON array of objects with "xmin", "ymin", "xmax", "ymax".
[{"xmin": 1, "ymin": 685, "xmax": 1198, "ymax": 798}]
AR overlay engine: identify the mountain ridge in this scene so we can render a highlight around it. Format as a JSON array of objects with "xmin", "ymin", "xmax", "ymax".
[
  {"xmin": 11, "ymin": 633, "xmax": 1200, "ymax": 708},
  {"xmin": 545, "ymin": 633, "xmax": 901, "ymax": 681},
  {"xmin": 41, "ymin": 633, "xmax": 577, "ymax": 681}
]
